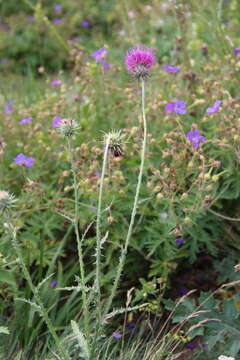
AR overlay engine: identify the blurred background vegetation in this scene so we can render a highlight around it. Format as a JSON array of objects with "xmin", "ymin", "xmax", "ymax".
[{"xmin": 1, "ymin": 0, "xmax": 240, "ymax": 359}]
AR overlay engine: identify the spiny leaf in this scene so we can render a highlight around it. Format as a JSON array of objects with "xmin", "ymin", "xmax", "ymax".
[
  {"xmin": 0, "ymin": 326, "xmax": 10, "ymax": 335},
  {"xmin": 71, "ymin": 320, "xmax": 90, "ymax": 360},
  {"xmin": 15, "ymin": 298, "xmax": 42, "ymax": 315},
  {"xmin": 103, "ymin": 303, "xmax": 148, "ymax": 322}
]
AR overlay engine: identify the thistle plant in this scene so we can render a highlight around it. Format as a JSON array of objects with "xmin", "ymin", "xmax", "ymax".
[
  {"xmin": 0, "ymin": 192, "xmax": 69, "ymax": 360},
  {"xmin": 104, "ymin": 45, "xmax": 155, "ymax": 316},
  {"xmin": 61, "ymin": 119, "xmax": 90, "ymax": 344}
]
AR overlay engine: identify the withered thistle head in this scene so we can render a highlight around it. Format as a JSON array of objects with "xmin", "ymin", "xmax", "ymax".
[
  {"xmin": 0, "ymin": 191, "xmax": 17, "ymax": 212},
  {"xmin": 103, "ymin": 130, "xmax": 126, "ymax": 157},
  {"xmin": 58, "ymin": 118, "xmax": 79, "ymax": 137}
]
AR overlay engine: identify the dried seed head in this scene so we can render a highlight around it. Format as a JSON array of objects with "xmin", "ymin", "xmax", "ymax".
[
  {"xmin": 58, "ymin": 118, "xmax": 79, "ymax": 137},
  {"xmin": 0, "ymin": 191, "xmax": 17, "ymax": 212},
  {"xmin": 103, "ymin": 130, "xmax": 126, "ymax": 157}
]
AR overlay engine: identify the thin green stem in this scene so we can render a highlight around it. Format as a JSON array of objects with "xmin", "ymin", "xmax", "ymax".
[
  {"xmin": 22, "ymin": 0, "xmax": 69, "ymax": 52},
  {"xmin": 103, "ymin": 78, "xmax": 147, "ymax": 317},
  {"xmin": 6, "ymin": 215, "xmax": 68, "ymax": 360},
  {"xmin": 96, "ymin": 137, "xmax": 110, "ymax": 311},
  {"xmin": 66, "ymin": 138, "xmax": 90, "ymax": 343},
  {"xmin": 91, "ymin": 137, "xmax": 110, "ymax": 356}
]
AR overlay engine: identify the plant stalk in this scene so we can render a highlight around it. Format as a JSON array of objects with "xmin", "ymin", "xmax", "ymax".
[
  {"xmin": 103, "ymin": 78, "xmax": 147, "ymax": 317},
  {"xmin": 91, "ymin": 136, "xmax": 110, "ymax": 356},
  {"xmin": 67, "ymin": 138, "xmax": 90, "ymax": 343}
]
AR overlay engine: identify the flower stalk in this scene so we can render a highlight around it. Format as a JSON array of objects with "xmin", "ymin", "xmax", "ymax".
[
  {"xmin": 66, "ymin": 137, "xmax": 90, "ymax": 344},
  {"xmin": 104, "ymin": 78, "xmax": 148, "ymax": 317}
]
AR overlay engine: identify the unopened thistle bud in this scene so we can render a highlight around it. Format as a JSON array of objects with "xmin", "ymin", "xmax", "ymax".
[
  {"xmin": 125, "ymin": 45, "xmax": 155, "ymax": 80},
  {"xmin": 103, "ymin": 130, "xmax": 126, "ymax": 157},
  {"xmin": 0, "ymin": 191, "xmax": 16, "ymax": 212},
  {"xmin": 58, "ymin": 118, "xmax": 79, "ymax": 137}
]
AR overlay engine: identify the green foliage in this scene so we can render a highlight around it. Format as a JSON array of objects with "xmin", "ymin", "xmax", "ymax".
[{"xmin": 1, "ymin": 0, "xmax": 240, "ymax": 359}]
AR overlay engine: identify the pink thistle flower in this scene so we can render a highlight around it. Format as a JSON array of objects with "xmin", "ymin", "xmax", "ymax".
[{"xmin": 125, "ymin": 45, "xmax": 155, "ymax": 79}]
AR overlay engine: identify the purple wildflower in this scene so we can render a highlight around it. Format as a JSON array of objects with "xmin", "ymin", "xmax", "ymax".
[
  {"xmin": 81, "ymin": 20, "xmax": 90, "ymax": 28},
  {"xmin": 52, "ymin": 17, "xmax": 63, "ymax": 25},
  {"xmin": 175, "ymin": 237, "xmax": 184, "ymax": 245},
  {"xmin": 113, "ymin": 331, "xmax": 122, "ymax": 339},
  {"xmin": 18, "ymin": 116, "xmax": 33, "ymax": 125},
  {"xmin": 2, "ymin": 24, "xmax": 11, "ymax": 31},
  {"xmin": 206, "ymin": 100, "xmax": 222, "ymax": 114},
  {"xmin": 53, "ymin": 4, "xmax": 62, "ymax": 13},
  {"xmin": 162, "ymin": 65, "xmax": 181, "ymax": 73},
  {"xmin": 26, "ymin": 16, "xmax": 34, "ymax": 22},
  {"xmin": 91, "ymin": 48, "xmax": 107, "ymax": 62},
  {"xmin": 186, "ymin": 342, "xmax": 196, "ymax": 350},
  {"xmin": 125, "ymin": 45, "xmax": 155, "ymax": 79},
  {"xmin": 14, "ymin": 153, "xmax": 35, "ymax": 167},
  {"xmin": 4, "ymin": 100, "xmax": 15, "ymax": 115},
  {"xmin": 91, "ymin": 48, "xmax": 111, "ymax": 70},
  {"xmin": 126, "ymin": 322, "xmax": 137, "ymax": 334},
  {"xmin": 179, "ymin": 288, "xmax": 188, "ymax": 296},
  {"xmin": 165, "ymin": 99, "xmax": 187, "ymax": 114},
  {"xmin": 101, "ymin": 60, "xmax": 111, "ymax": 70},
  {"xmin": 50, "ymin": 280, "xmax": 58, "ymax": 287},
  {"xmin": 52, "ymin": 116, "xmax": 62, "ymax": 128},
  {"xmin": 233, "ymin": 48, "xmax": 240, "ymax": 56},
  {"xmin": 186, "ymin": 129, "xmax": 205, "ymax": 149},
  {"xmin": 51, "ymin": 79, "xmax": 62, "ymax": 86}
]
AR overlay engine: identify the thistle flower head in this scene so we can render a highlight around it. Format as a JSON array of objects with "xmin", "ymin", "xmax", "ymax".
[
  {"xmin": 125, "ymin": 45, "xmax": 155, "ymax": 79},
  {"xmin": 103, "ymin": 130, "xmax": 126, "ymax": 157},
  {"xmin": 58, "ymin": 118, "xmax": 79, "ymax": 137},
  {"xmin": 0, "ymin": 191, "xmax": 16, "ymax": 212}
]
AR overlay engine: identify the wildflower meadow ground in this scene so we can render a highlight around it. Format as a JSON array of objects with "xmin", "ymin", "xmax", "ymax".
[{"xmin": 1, "ymin": 1, "xmax": 240, "ymax": 359}]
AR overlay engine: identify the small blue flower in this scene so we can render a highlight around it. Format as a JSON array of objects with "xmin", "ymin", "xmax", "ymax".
[
  {"xmin": 91, "ymin": 48, "xmax": 107, "ymax": 62},
  {"xmin": 175, "ymin": 237, "xmax": 184, "ymax": 245},
  {"xmin": 206, "ymin": 100, "xmax": 222, "ymax": 114},
  {"xmin": 18, "ymin": 117, "xmax": 33, "ymax": 125},
  {"xmin": 162, "ymin": 65, "xmax": 181, "ymax": 73},
  {"xmin": 50, "ymin": 280, "xmax": 58, "ymax": 287},
  {"xmin": 165, "ymin": 99, "xmax": 187, "ymax": 114},
  {"xmin": 186, "ymin": 129, "xmax": 205, "ymax": 149},
  {"xmin": 52, "ymin": 116, "xmax": 62, "ymax": 128},
  {"xmin": 81, "ymin": 20, "xmax": 90, "ymax": 28},
  {"xmin": 53, "ymin": 4, "xmax": 62, "ymax": 13},
  {"xmin": 52, "ymin": 17, "xmax": 63, "ymax": 25},
  {"xmin": 113, "ymin": 331, "xmax": 122, "ymax": 339},
  {"xmin": 4, "ymin": 100, "xmax": 15, "ymax": 115},
  {"xmin": 14, "ymin": 153, "xmax": 35, "ymax": 167},
  {"xmin": 234, "ymin": 47, "xmax": 240, "ymax": 56}
]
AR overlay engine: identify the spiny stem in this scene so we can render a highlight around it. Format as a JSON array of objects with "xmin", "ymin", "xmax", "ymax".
[
  {"xmin": 6, "ymin": 215, "xmax": 69, "ymax": 360},
  {"xmin": 103, "ymin": 78, "xmax": 147, "ymax": 317},
  {"xmin": 91, "ymin": 137, "xmax": 110, "ymax": 356},
  {"xmin": 67, "ymin": 138, "xmax": 90, "ymax": 343}
]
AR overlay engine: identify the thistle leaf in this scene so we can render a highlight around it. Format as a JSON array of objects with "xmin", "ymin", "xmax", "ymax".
[{"xmin": 71, "ymin": 320, "xmax": 90, "ymax": 360}]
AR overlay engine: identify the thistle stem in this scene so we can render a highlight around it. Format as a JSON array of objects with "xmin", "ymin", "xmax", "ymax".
[
  {"xmin": 103, "ymin": 78, "xmax": 147, "ymax": 317},
  {"xmin": 91, "ymin": 137, "xmax": 110, "ymax": 356},
  {"xmin": 67, "ymin": 138, "xmax": 90, "ymax": 343},
  {"xmin": 6, "ymin": 215, "xmax": 69, "ymax": 360}
]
